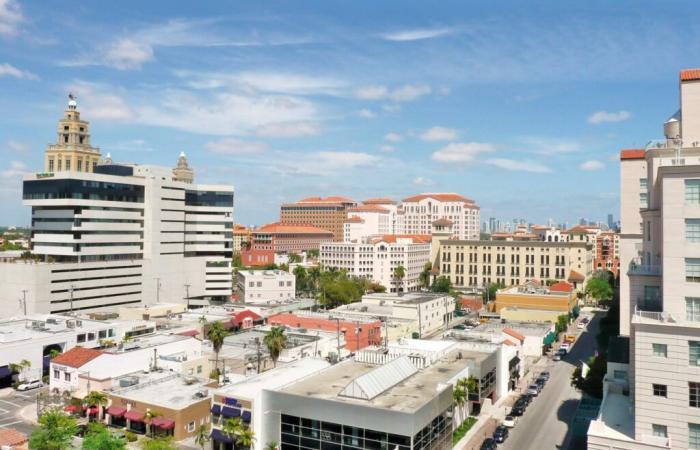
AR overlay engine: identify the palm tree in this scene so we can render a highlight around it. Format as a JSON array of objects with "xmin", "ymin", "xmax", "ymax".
[
  {"xmin": 265, "ymin": 441, "xmax": 280, "ymax": 450},
  {"xmin": 393, "ymin": 265, "xmax": 406, "ymax": 295},
  {"xmin": 10, "ymin": 359, "xmax": 31, "ymax": 382},
  {"xmin": 84, "ymin": 391, "xmax": 108, "ymax": 422},
  {"xmin": 194, "ymin": 424, "xmax": 210, "ymax": 450},
  {"xmin": 206, "ymin": 321, "xmax": 229, "ymax": 378},
  {"xmin": 452, "ymin": 385, "xmax": 467, "ymax": 425},
  {"xmin": 48, "ymin": 348, "xmax": 62, "ymax": 359},
  {"xmin": 419, "ymin": 263, "xmax": 432, "ymax": 289},
  {"xmin": 263, "ymin": 327, "xmax": 287, "ymax": 368},
  {"xmin": 236, "ymin": 427, "xmax": 256, "ymax": 450},
  {"xmin": 222, "ymin": 417, "xmax": 243, "ymax": 442}
]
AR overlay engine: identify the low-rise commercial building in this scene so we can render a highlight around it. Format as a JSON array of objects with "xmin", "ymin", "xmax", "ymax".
[
  {"xmin": 237, "ymin": 270, "xmax": 295, "ymax": 303},
  {"xmin": 494, "ymin": 282, "xmax": 577, "ymax": 314}
]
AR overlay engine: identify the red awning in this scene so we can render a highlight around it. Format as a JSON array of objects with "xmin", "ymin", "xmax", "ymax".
[
  {"xmin": 152, "ymin": 417, "xmax": 175, "ymax": 429},
  {"xmin": 64, "ymin": 405, "xmax": 77, "ymax": 412},
  {"xmin": 88, "ymin": 407, "xmax": 99, "ymax": 416},
  {"xmin": 124, "ymin": 410, "xmax": 144, "ymax": 422},
  {"xmin": 107, "ymin": 406, "xmax": 126, "ymax": 417}
]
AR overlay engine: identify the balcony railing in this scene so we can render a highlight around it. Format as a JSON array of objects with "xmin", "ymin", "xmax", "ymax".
[{"xmin": 628, "ymin": 261, "xmax": 661, "ymax": 276}]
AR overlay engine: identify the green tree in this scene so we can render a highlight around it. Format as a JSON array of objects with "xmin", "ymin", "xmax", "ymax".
[
  {"xmin": 206, "ymin": 321, "xmax": 230, "ymax": 376},
  {"xmin": 452, "ymin": 384, "xmax": 467, "ymax": 424},
  {"xmin": 293, "ymin": 265, "xmax": 308, "ymax": 294},
  {"xmin": 307, "ymin": 249, "xmax": 319, "ymax": 259},
  {"xmin": 264, "ymin": 327, "xmax": 288, "ymax": 367},
  {"xmin": 555, "ymin": 314, "xmax": 569, "ymax": 334},
  {"xmin": 10, "ymin": 359, "xmax": 31, "ymax": 381},
  {"xmin": 29, "ymin": 408, "xmax": 78, "ymax": 450},
  {"xmin": 392, "ymin": 266, "xmax": 406, "ymax": 295},
  {"xmin": 265, "ymin": 442, "xmax": 280, "ymax": 450},
  {"xmin": 48, "ymin": 348, "xmax": 62, "ymax": 359},
  {"xmin": 366, "ymin": 281, "xmax": 386, "ymax": 293},
  {"xmin": 570, "ymin": 355, "xmax": 606, "ymax": 398},
  {"xmin": 194, "ymin": 424, "xmax": 210, "ymax": 450},
  {"xmin": 585, "ymin": 277, "xmax": 613, "ymax": 304},
  {"xmin": 140, "ymin": 436, "xmax": 178, "ymax": 450},
  {"xmin": 237, "ymin": 427, "xmax": 256, "ymax": 449},
  {"xmin": 481, "ymin": 282, "xmax": 505, "ymax": 302},
  {"xmin": 222, "ymin": 417, "xmax": 244, "ymax": 442},
  {"xmin": 288, "ymin": 252, "xmax": 302, "ymax": 263},
  {"xmin": 232, "ymin": 252, "xmax": 243, "ymax": 269},
  {"xmin": 84, "ymin": 391, "xmax": 108, "ymax": 422},
  {"xmin": 144, "ymin": 410, "xmax": 161, "ymax": 437},
  {"xmin": 82, "ymin": 423, "xmax": 126, "ymax": 450},
  {"xmin": 419, "ymin": 263, "xmax": 432, "ymax": 289},
  {"xmin": 431, "ymin": 276, "xmax": 452, "ymax": 293},
  {"xmin": 307, "ymin": 266, "xmax": 321, "ymax": 294}
]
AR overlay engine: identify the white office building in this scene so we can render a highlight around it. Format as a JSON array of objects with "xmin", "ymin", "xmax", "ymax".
[
  {"xmin": 400, "ymin": 193, "xmax": 480, "ymax": 240},
  {"xmin": 320, "ymin": 235, "xmax": 431, "ymax": 293},
  {"xmin": 588, "ymin": 70, "xmax": 700, "ymax": 450},
  {"xmin": 237, "ymin": 270, "xmax": 295, "ymax": 303},
  {"xmin": 0, "ymin": 97, "xmax": 233, "ymax": 317}
]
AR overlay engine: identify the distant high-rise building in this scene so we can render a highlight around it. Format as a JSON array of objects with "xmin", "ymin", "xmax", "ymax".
[
  {"xmin": 607, "ymin": 213, "xmax": 614, "ymax": 230},
  {"xmin": 488, "ymin": 217, "xmax": 497, "ymax": 233}
]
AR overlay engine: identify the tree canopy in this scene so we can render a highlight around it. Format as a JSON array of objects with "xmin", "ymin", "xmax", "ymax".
[
  {"xmin": 82, "ymin": 423, "xmax": 126, "ymax": 450},
  {"xmin": 263, "ymin": 327, "xmax": 288, "ymax": 367},
  {"xmin": 481, "ymin": 282, "xmax": 505, "ymax": 302},
  {"xmin": 585, "ymin": 277, "xmax": 613, "ymax": 303},
  {"xmin": 140, "ymin": 436, "xmax": 178, "ymax": 450},
  {"xmin": 29, "ymin": 408, "xmax": 78, "ymax": 450},
  {"xmin": 431, "ymin": 276, "xmax": 452, "ymax": 293}
]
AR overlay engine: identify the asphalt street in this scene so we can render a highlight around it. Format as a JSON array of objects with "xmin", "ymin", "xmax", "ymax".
[
  {"xmin": 498, "ymin": 311, "xmax": 601, "ymax": 450},
  {"xmin": 0, "ymin": 387, "xmax": 39, "ymax": 436}
]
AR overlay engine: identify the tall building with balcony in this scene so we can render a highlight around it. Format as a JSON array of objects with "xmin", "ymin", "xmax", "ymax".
[
  {"xmin": 588, "ymin": 70, "xmax": 700, "ymax": 450},
  {"xmin": 0, "ymin": 97, "xmax": 234, "ymax": 317}
]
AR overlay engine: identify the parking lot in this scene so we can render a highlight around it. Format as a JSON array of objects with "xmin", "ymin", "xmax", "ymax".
[{"xmin": 0, "ymin": 388, "xmax": 40, "ymax": 437}]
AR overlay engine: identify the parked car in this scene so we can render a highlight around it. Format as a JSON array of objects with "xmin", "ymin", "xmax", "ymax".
[
  {"xmin": 16, "ymin": 379, "xmax": 42, "ymax": 391},
  {"xmin": 535, "ymin": 377, "xmax": 546, "ymax": 389},
  {"xmin": 576, "ymin": 321, "xmax": 585, "ymax": 330},
  {"xmin": 480, "ymin": 438, "xmax": 497, "ymax": 450},
  {"xmin": 540, "ymin": 371, "xmax": 550, "ymax": 381},
  {"xmin": 493, "ymin": 425, "xmax": 509, "ymax": 443},
  {"xmin": 527, "ymin": 384, "xmax": 540, "ymax": 396},
  {"xmin": 553, "ymin": 353, "xmax": 562, "ymax": 361},
  {"xmin": 521, "ymin": 393, "xmax": 534, "ymax": 404},
  {"xmin": 510, "ymin": 404, "xmax": 525, "ymax": 416},
  {"xmin": 560, "ymin": 342, "xmax": 571, "ymax": 351},
  {"xmin": 557, "ymin": 348, "xmax": 568, "ymax": 357},
  {"xmin": 503, "ymin": 415, "xmax": 517, "ymax": 428}
]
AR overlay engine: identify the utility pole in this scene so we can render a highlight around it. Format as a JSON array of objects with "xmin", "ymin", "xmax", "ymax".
[
  {"xmin": 417, "ymin": 302, "xmax": 422, "ymax": 339},
  {"xmin": 355, "ymin": 322, "xmax": 361, "ymax": 352},
  {"xmin": 335, "ymin": 318, "xmax": 341, "ymax": 362},
  {"xmin": 154, "ymin": 277, "xmax": 161, "ymax": 304},
  {"xmin": 184, "ymin": 284, "xmax": 191, "ymax": 310},
  {"xmin": 69, "ymin": 284, "xmax": 75, "ymax": 314},
  {"xmin": 20, "ymin": 290, "xmax": 27, "ymax": 316},
  {"xmin": 255, "ymin": 337, "xmax": 261, "ymax": 374}
]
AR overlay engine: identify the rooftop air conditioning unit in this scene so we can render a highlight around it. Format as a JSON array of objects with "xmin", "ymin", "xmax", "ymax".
[
  {"xmin": 195, "ymin": 389, "xmax": 209, "ymax": 398},
  {"xmin": 75, "ymin": 320, "xmax": 83, "ymax": 327},
  {"xmin": 66, "ymin": 320, "xmax": 75, "ymax": 329},
  {"xmin": 46, "ymin": 318, "xmax": 58, "ymax": 325}
]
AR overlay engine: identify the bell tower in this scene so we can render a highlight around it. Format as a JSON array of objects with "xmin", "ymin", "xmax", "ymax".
[
  {"xmin": 44, "ymin": 94, "xmax": 101, "ymax": 173},
  {"xmin": 172, "ymin": 151, "xmax": 194, "ymax": 183}
]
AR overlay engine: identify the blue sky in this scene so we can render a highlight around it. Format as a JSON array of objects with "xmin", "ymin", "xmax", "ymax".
[{"xmin": 2, "ymin": 0, "xmax": 700, "ymax": 227}]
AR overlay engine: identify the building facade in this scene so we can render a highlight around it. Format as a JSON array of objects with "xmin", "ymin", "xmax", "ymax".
[
  {"xmin": 237, "ymin": 270, "xmax": 295, "ymax": 303},
  {"xmin": 588, "ymin": 70, "xmax": 700, "ymax": 450},
  {"xmin": 0, "ymin": 98, "xmax": 234, "ymax": 316},
  {"xmin": 400, "ymin": 193, "xmax": 480, "ymax": 240},
  {"xmin": 241, "ymin": 223, "xmax": 333, "ymax": 267},
  {"xmin": 320, "ymin": 235, "xmax": 431, "ymax": 292},
  {"xmin": 280, "ymin": 196, "xmax": 357, "ymax": 241}
]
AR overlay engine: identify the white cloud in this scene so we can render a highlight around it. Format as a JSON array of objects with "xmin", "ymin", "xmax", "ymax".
[
  {"xmin": 379, "ymin": 145, "xmax": 395, "ymax": 153},
  {"xmin": 413, "ymin": 176, "xmax": 434, "ymax": 186},
  {"xmin": 587, "ymin": 110, "xmax": 632, "ymax": 124},
  {"xmin": 432, "ymin": 142, "xmax": 496, "ymax": 163},
  {"xmin": 272, "ymin": 151, "xmax": 381, "ymax": 176},
  {"xmin": 420, "ymin": 126, "xmax": 460, "ymax": 141},
  {"xmin": 103, "ymin": 39, "xmax": 154, "ymax": 70},
  {"xmin": 206, "ymin": 138, "xmax": 268, "ymax": 155},
  {"xmin": 255, "ymin": 121, "xmax": 321, "ymax": 138},
  {"xmin": 6, "ymin": 140, "xmax": 28, "ymax": 153},
  {"xmin": 0, "ymin": 160, "xmax": 29, "ymax": 192},
  {"xmin": 382, "ymin": 27, "xmax": 453, "ymax": 42},
  {"xmin": 0, "ymin": 63, "xmax": 37, "ymax": 80},
  {"xmin": 353, "ymin": 85, "xmax": 388, "ymax": 100},
  {"xmin": 357, "ymin": 109, "xmax": 376, "ymax": 119},
  {"xmin": 68, "ymin": 82, "xmax": 135, "ymax": 121},
  {"xmin": 0, "ymin": 0, "xmax": 22, "ymax": 36},
  {"xmin": 384, "ymin": 132, "xmax": 403, "ymax": 142},
  {"xmin": 520, "ymin": 136, "xmax": 581, "ymax": 155},
  {"xmin": 183, "ymin": 71, "xmax": 345, "ymax": 96},
  {"xmin": 580, "ymin": 160, "xmax": 605, "ymax": 171},
  {"xmin": 353, "ymin": 83, "xmax": 432, "ymax": 102},
  {"xmin": 485, "ymin": 158, "xmax": 552, "ymax": 173}
]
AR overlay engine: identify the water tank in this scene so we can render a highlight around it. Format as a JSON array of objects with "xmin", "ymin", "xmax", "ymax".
[{"xmin": 665, "ymin": 110, "xmax": 681, "ymax": 140}]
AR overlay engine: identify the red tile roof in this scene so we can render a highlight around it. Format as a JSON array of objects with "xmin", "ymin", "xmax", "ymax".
[
  {"xmin": 503, "ymin": 328, "xmax": 525, "ymax": 342},
  {"xmin": 51, "ymin": 347, "xmax": 102, "ymax": 368},
  {"xmin": 347, "ymin": 205, "xmax": 390, "ymax": 213},
  {"xmin": 432, "ymin": 218, "xmax": 453, "ymax": 226},
  {"xmin": 363, "ymin": 197, "xmax": 396, "ymax": 205},
  {"xmin": 376, "ymin": 234, "xmax": 432, "ymax": 244},
  {"xmin": 503, "ymin": 339, "xmax": 517, "ymax": 347},
  {"xmin": 549, "ymin": 281, "xmax": 574, "ymax": 293},
  {"xmin": 620, "ymin": 149, "xmax": 645, "ymax": 160},
  {"xmin": 681, "ymin": 69, "xmax": 700, "ymax": 82},
  {"xmin": 402, "ymin": 193, "xmax": 474, "ymax": 203},
  {"xmin": 568, "ymin": 270, "xmax": 586, "ymax": 282},
  {"xmin": 231, "ymin": 310, "xmax": 262, "ymax": 326},
  {"xmin": 345, "ymin": 215, "xmax": 364, "ymax": 223},
  {"xmin": 0, "ymin": 428, "xmax": 27, "ymax": 446},
  {"xmin": 255, "ymin": 222, "xmax": 334, "ymax": 235},
  {"xmin": 295, "ymin": 196, "xmax": 355, "ymax": 205},
  {"xmin": 565, "ymin": 225, "xmax": 598, "ymax": 234}
]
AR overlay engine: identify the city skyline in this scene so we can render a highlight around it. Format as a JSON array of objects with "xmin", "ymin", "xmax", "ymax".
[{"xmin": 3, "ymin": 1, "xmax": 700, "ymax": 227}]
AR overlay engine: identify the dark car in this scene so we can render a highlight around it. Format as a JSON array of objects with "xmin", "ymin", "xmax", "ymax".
[
  {"xmin": 536, "ymin": 377, "xmax": 546, "ymax": 389},
  {"xmin": 557, "ymin": 348, "xmax": 567, "ymax": 357},
  {"xmin": 480, "ymin": 438, "xmax": 497, "ymax": 450},
  {"xmin": 540, "ymin": 371, "xmax": 550, "ymax": 381},
  {"xmin": 521, "ymin": 393, "xmax": 534, "ymax": 405},
  {"xmin": 493, "ymin": 425, "xmax": 509, "ymax": 443},
  {"xmin": 510, "ymin": 402, "xmax": 525, "ymax": 416}
]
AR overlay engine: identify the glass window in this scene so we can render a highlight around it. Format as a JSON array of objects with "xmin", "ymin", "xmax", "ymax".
[
  {"xmin": 688, "ymin": 259, "xmax": 700, "ymax": 282},
  {"xmin": 613, "ymin": 370, "xmax": 627, "ymax": 380},
  {"xmin": 690, "ymin": 423, "xmax": 700, "ymax": 449},
  {"xmin": 64, "ymin": 372, "xmax": 70, "ymax": 381},
  {"xmin": 691, "ymin": 341, "xmax": 700, "ymax": 366},
  {"xmin": 640, "ymin": 193, "xmax": 648, "ymax": 208},
  {"xmin": 652, "ymin": 424, "xmax": 667, "ymax": 438},
  {"xmin": 691, "ymin": 382, "xmax": 700, "ymax": 408},
  {"xmin": 640, "ymin": 178, "xmax": 648, "ymax": 190},
  {"xmin": 653, "ymin": 343, "xmax": 667, "ymax": 357},
  {"xmin": 688, "ymin": 180, "xmax": 700, "ymax": 204},
  {"xmin": 653, "ymin": 384, "xmax": 667, "ymax": 397},
  {"xmin": 688, "ymin": 220, "xmax": 700, "ymax": 243},
  {"xmin": 689, "ymin": 298, "xmax": 700, "ymax": 322}
]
